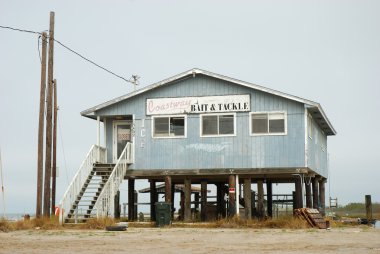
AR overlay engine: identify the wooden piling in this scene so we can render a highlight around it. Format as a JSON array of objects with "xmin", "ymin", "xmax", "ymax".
[
  {"xmin": 184, "ymin": 178, "xmax": 191, "ymax": 221},
  {"xmin": 319, "ymin": 179, "xmax": 326, "ymax": 216},
  {"xmin": 365, "ymin": 195, "xmax": 372, "ymax": 221},
  {"xmin": 128, "ymin": 178, "xmax": 135, "ymax": 221},
  {"xmin": 201, "ymin": 180, "xmax": 207, "ymax": 221},
  {"xmin": 216, "ymin": 183, "xmax": 225, "ymax": 218},
  {"xmin": 295, "ymin": 178, "xmax": 303, "ymax": 208},
  {"xmin": 228, "ymin": 175, "xmax": 236, "ymax": 217},
  {"xmin": 257, "ymin": 180, "xmax": 264, "ymax": 219},
  {"xmin": 171, "ymin": 182, "xmax": 175, "ymax": 219},
  {"xmin": 243, "ymin": 178, "xmax": 252, "ymax": 220},
  {"xmin": 312, "ymin": 177, "xmax": 319, "ymax": 209},
  {"xmin": 266, "ymin": 181, "xmax": 273, "ymax": 218},
  {"xmin": 114, "ymin": 190, "xmax": 120, "ymax": 219},
  {"xmin": 150, "ymin": 180, "xmax": 157, "ymax": 221},
  {"xmin": 165, "ymin": 176, "xmax": 172, "ymax": 204},
  {"xmin": 305, "ymin": 180, "xmax": 312, "ymax": 208}
]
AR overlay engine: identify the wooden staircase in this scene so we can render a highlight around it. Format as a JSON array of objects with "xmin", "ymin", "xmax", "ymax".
[{"xmin": 65, "ymin": 163, "xmax": 115, "ymax": 223}]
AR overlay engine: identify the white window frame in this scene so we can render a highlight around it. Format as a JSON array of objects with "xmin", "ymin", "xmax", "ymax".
[
  {"xmin": 249, "ymin": 111, "xmax": 287, "ymax": 136},
  {"xmin": 200, "ymin": 113, "xmax": 236, "ymax": 138},
  {"xmin": 151, "ymin": 115, "xmax": 187, "ymax": 139}
]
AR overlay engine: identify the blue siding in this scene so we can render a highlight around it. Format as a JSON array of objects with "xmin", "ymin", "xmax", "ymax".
[
  {"xmin": 97, "ymin": 75, "xmax": 306, "ymax": 171},
  {"xmin": 307, "ymin": 115, "xmax": 328, "ymax": 177}
]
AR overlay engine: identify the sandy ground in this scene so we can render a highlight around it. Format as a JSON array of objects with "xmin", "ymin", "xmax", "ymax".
[{"xmin": 1, "ymin": 227, "xmax": 380, "ymax": 254}]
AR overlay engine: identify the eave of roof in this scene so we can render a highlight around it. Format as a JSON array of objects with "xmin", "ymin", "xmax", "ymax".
[{"xmin": 81, "ymin": 68, "xmax": 336, "ymax": 135}]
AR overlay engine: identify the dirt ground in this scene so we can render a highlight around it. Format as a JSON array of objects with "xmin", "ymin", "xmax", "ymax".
[{"xmin": 1, "ymin": 227, "xmax": 380, "ymax": 254}]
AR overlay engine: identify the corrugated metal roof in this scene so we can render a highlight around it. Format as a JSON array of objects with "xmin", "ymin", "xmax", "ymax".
[{"xmin": 81, "ymin": 68, "xmax": 336, "ymax": 135}]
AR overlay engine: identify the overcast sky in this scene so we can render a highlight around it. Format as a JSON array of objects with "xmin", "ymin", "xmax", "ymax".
[{"xmin": 1, "ymin": 0, "xmax": 379, "ymax": 214}]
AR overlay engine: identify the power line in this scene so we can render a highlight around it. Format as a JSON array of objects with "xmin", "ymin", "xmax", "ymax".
[{"xmin": 0, "ymin": 25, "xmax": 134, "ymax": 84}]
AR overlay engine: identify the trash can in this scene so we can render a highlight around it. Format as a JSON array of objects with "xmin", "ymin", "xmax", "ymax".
[{"xmin": 155, "ymin": 202, "xmax": 172, "ymax": 227}]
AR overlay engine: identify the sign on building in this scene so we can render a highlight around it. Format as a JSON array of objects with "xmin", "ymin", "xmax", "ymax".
[{"xmin": 146, "ymin": 94, "xmax": 250, "ymax": 115}]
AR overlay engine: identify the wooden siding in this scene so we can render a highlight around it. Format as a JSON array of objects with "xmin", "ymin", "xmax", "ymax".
[
  {"xmin": 97, "ymin": 75, "xmax": 307, "ymax": 171},
  {"xmin": 307, "ymin": 115, "xmax": 328, "ymax": 177}
]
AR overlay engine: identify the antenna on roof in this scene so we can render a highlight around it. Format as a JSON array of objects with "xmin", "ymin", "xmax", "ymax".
[{"xmin": 130, "ymin": 75, "xmax": 140, "ymax": 91}]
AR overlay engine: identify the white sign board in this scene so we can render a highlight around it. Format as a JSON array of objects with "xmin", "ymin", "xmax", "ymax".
[{"xmin": 146, "ymin": 94, "xmax": 250, "ymax": 115}]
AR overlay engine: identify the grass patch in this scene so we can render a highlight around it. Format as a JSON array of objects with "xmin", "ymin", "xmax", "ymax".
[
  {"xmin": 79, "ymin": 217, "xmax": 116, "ymax": 230},
  {"xmin": 0, "ymin": 216, "xmax": 62, "ymax": 232}
]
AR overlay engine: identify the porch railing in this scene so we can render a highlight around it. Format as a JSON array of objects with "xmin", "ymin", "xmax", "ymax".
[
  {"xmin": 58, "ymin": 145, "xmax": 107, "ymax": 224},
  {"xmin": 94, "ymin": 142, "xmax": 132, "ymax": 217}
]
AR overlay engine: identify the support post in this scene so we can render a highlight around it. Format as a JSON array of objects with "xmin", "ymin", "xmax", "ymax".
[
  {"xmin": 150, "ymin": 180, "xmax": 157, "ymax": 221},
  {"xmin": 365, "ymin": 195, "xmax": 372, "ymax": 221},
  {"xmin": 243, "ymin": 178, "xmax": 252, "ymax": 220},
  {"xmin": 257, "ymin": 180, "xmax": 264, "ymax": 219},
  {"xmin": 171, "ymin": 182, "xmax": 175, "ymax": 219},
  {"xmin": 134, "ymin": 190, "xmax": 138, "ymax": 220},
  {"xmin": 266, "ymin": 181, "xmax": 273, "ymax": 218},
  {"xmin": 43, "ymin": 12, "xmax": 55, "ymax": 217},
  {"xmin": 51, "ymin": 79, "xmax": 57, "ymax": 216},
  {"xmin": 319, "ymin": 179, "xmax": 326, "ymax": 216},
  {"xmin": 114, "ymin": 190, "xmax": 120, "ymax": 219},
  {"xmin": 292, "ymin": 191, "xmax": 296, "ymax": 214},
  {"xmin": 228, "ymin": 175, "xmax": 236, "ymax": 217},
  {"xmin": 305, "ymin": 180, "xmax": 312, "ymax": 208},
  {"xmin": 128, "ymin": 178, "xmax": 135, "ymax": 221},
  {"xmin": 165, "ymin": 176, "xmax": 172, "ymax": 204},
  {"xmin": 36, "ymin": 31, "xmax": 47, "ymax": 218},
  {"xmin": 295, "ymin": 178, "xmax": 303, "ymax": 209},
  {"xmin": 216, "ymin": 183, "xmax": 225, "ymax": 218},
  {"xmin": 201, "ymin": 181, "xmax": 207, "ymax": 221},
  {"xmin": 251, "ymin": 191, "xmax": 256, "ymax": 217},
  {"xmin": 180, "ymin": 191, "xmax": 184, "ymax": 220},
  {"xmin": 184, "ymin": 178, "xmax": 191, "ymax": 222},
  {"xmin": 312, "ymin": 177, "xmax": 319, "ymax": 209}
]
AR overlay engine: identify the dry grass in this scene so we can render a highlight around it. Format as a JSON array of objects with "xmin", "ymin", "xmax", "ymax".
[
  {"xmin": 0, "ymin": 216, "xmax": 62, "ymax": 232},
  {"xmin": 79, "ymin": 217, "xmax": 116, "ymax": 229},
  {"xmin": 144, "ymin": 216, "xmax": 309, "ymax": 229}
]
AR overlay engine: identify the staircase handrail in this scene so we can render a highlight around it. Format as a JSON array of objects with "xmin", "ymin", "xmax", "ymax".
[
  {"xmin": 59, "ymin": 145, "xmax": 106, "ymax": 224},
  {"xmin": 93, "ymin": 142, "xmax": 133, "ymax": 217}
]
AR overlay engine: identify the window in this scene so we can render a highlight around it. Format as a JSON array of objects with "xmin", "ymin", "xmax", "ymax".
[
  {"xmin": 201, "ymin": 113, "xmax": 235, "ymax": 137},
  {"xmin": 153, "ymin": 115, "xmax": 186, "ymax": 138},
  {"xmin": 250, "ymin": 112, "xmax": 286, "ymax": 135}
]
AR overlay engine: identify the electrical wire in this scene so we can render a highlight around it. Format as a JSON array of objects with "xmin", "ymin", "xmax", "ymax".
[{"xmin": 1, "ymin": 25, "xmax": 133, "ymax": 84}]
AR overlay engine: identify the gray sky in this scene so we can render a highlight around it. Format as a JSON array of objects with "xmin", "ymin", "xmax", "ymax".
[{"xmin": 1, "ymin": 0, "xmax": 379, "ymax": 214}]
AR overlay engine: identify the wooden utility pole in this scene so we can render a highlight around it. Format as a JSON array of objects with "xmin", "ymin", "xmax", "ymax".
[
  {"xmin": 51, "ymin": 79, "xmax": 57, "ymax": 215},
  {"xmin": 43, "ymin": 11, "xmax": 55, "ymax": 217},
  {"xmin": 36, "ymin": 32, "xmax": 47, "ymax": 218}
]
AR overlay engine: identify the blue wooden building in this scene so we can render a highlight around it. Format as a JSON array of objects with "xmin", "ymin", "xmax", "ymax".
[{"xmin": 59, "ymin": 68, "xmax": 336, "ymax": 223}]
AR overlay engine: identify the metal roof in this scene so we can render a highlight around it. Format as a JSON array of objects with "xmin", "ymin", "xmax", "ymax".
[{"xmin": 81, "ymin": 68, "xmax": 336, "ymax": 135}]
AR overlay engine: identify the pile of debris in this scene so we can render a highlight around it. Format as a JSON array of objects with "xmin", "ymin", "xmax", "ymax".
[{"xmin": 294, "ymin": 208, "xmax": 327, "ymax": 229}]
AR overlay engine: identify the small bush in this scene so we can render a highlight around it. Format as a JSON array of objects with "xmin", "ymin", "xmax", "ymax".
[{"xmin": 80, "ymin": 217, "xmax": 116, "ymax": 229}]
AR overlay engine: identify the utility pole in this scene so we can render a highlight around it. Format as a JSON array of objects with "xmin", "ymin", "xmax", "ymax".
[
  {"xmin": 36, "ymin": 32, "xmax": 47, "ymax": 218},
  {"xmin": 51, "ymin": 79, "xmax": 57, "ymax": 216},
  {"xmin": 43, "ymin": 11, "xmax": 55, "ymax": 217}
]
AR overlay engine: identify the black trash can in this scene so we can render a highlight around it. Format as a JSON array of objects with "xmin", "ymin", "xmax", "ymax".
[{"xmin": 155, "ymin": 202, "xmax": 172, "ymax": 227}]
